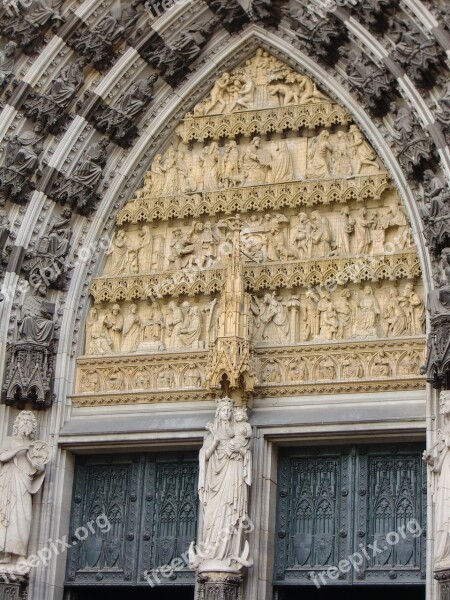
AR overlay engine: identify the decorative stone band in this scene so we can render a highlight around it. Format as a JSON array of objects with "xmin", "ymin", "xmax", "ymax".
[
  {"xmin": 72, "ymin": 337, "xmax": 425, "ymax": 406},
  {"xmin": 179, "ymin": 102, "xmax": 352, "ymax": 143},
  {"xmin": 89, "ymin": 250, "xmax": 421, "ymax": 302},
  {"xmin": 117, "ymin": 173, "xmax": 391, "ymax": 224}
]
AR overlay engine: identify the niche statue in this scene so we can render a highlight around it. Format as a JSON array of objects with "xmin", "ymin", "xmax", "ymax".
[
  {"xmin": 190, "ymin": 397, "xmax": 253, "ymax": 574},
  {"xmin": 0, "ymin": 411, "xmax": 50, "ymax": 570}
]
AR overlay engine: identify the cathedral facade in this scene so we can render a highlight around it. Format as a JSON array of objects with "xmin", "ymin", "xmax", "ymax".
[{"xmin": 0, "ymin": 1, "xmax": 449, "ymax": 599}]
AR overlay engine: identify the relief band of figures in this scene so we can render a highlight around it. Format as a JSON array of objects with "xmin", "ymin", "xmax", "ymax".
[
  {"xmin": 74, "ymin": 339, "xmax": 424, "ymax": 402},
  {"xmin": 179, "ymin": 50, "xmax": 351, "ymax": 141},
  {"xmin": 106, "ymin": 200, "xmax": 412, "ymax": 276},
  {"xmin": 85, "ymin": 280, "xmax": 424, "ymax": 357},
  {"xmin": 134, "ymin": 127, "xmax": 380, "ymax": 198}
]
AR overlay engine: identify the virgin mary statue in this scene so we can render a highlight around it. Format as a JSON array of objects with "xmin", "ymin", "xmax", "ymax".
[{"xmin": 191, "ymin": 397, "xmax": 253, "ymax": 573}]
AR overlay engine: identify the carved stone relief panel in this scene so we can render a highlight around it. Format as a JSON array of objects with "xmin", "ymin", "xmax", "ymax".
[{"xmin": 75, "ymin": 49, "xmax": 426, "ymax": 406}]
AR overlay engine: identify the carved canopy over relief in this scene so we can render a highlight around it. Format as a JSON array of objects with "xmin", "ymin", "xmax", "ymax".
[{"xmin": 74, "ymin": 50, "xmax": 425, "ymax": 407}]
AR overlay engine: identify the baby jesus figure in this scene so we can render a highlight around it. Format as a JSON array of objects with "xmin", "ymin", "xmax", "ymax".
[{"xmin": 229, "ymin": 406, "xmax": 252, "ymax": 456}]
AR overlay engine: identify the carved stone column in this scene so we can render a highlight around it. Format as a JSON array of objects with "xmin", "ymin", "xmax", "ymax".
[
  {"xmin": 435, "ymin": 569, "xmax": 450, "ymax": 600},
  {"xmin": 191, "ymin": 397, "xmax": 253, "ymax": 600},
  {"xmin": 0, "ymin": 575, "xmax": 28, "ymax": 599},
  {"xmin": 198, "ymin": 572, "xmax": 242, "ymax": 600}
]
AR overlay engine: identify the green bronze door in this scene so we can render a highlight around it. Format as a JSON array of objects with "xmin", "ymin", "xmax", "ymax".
[
  {"xmin": 275, "ymin": 443, "xmax": 426, "ymax": 587},
  {"xmin": 65, "ymin": 452, "xmax": 198, "ymax": 588}
]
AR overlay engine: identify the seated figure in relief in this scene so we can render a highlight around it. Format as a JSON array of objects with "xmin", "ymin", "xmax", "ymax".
[
  {"xmin": 353, "ymin": 285, "xmax": 380, "ymax": 338},
  {"xmin": 86, "ymin": 307, "xmax": 112, "ymax": 355},
  {"xmin": 18, "ymin": 285, "xmax": 54, "ymax": 346}
]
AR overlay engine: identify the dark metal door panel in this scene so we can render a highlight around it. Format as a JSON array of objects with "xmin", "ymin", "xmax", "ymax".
[
  {"xmin": 66, "ymin": 454, "xmax": 142, "ymax": 584},
  {"xmin": 353, "ymin": 444, "xmax": 426, "ymax": 584},
  {"xmin": 275, "ymin": 444, "xmax": 426, "ymax": 586},
  {"xmin": 66, "ymin": 452, "xmax": 199, "ymax": 586},
  {"xmin": 138, "ymin": 453, "xmax": 198, "ymax": 585},
  {"xmin": 275, "ymin": 446, "xmax": 353, "ymax": 585}
]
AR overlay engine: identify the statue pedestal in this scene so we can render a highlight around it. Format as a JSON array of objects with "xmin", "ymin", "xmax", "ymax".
[
  {"xmin": 197, "ymin": 571, "xmax": 242, "ymax": 600},
  {"xmin": 435, "ymin": 568, "xmax": 450, "ymax": 600},
  {"xmin": 0, "ymin": 574, "xmax": 28, "ymax": 599}
]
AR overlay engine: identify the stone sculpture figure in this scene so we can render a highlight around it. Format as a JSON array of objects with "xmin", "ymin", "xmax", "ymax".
[
  {"xmin": 106, "ymin": 368, "xmax": 124, "ymax": 391},
  {"xmin": 424, "ymin": 391, "xmax": 450, "ymax": 569},
  {"xmin": 428, "ymin": 248, "xmax": 450, "ymax": 316},
  {"xmin": 317, "ymin": 290, "xmax": 339, "ymax": 340},
  {"xmin": 106, "ymin": 229, "xmax": 129, "ymax": 276},
  {"xmin": 3, "ymin": 0, "xmax": 64, "ymax": 54},
  {"xmin": 86, "ymin": 307, "xmax": 112, "ymax": 355},
  {"xmin": 267, "ymin": 224, "xmax": 297, "ymax": 261},
  {"xmin": 0, "ymin": 123, "xmax": 45, "ymax": 203},
  {"xmin": 420, "ymin": 170, "xmax": 450, "ymax": 254},
  {"xmin": 167, "ymin": 300, "xmax": 185, "ymax": 348},
  {"xmin": 18, "ymin": 285, "xmax": 54, "ymax": 346},
  {"xmin": 292, "ymin": 213, "xmax": 313, "ymax": 259},
  {"xmin": 263, "ymin": 359, "xmax": 282, "ymax": 383},
  {"xmin": 190, "ymin": 397, "xmax": 252, "ymax": 572},
  {"xmin": 26, "ymin": 58, "xmax": 86, "ymax": 132},
  {"xmin": 334, "ymin": 207, "xmax": 354, "ymax": 255},
  {"xmin": 220, "ymin": 141, "xmax": 241, "ymax": 188},
  {"xmin": 242, "ymin": 137, "xmax": 267, "ymax": 185},
  {"xmin": 144, "ymin": 302, "xmax": 165, "ymax": 345},
  {"xmin": 148, "ymin": 154, "xmax": 165, "ymax": 195},
  {"xmin": 0, "ymin": 41, "xmax": 17, "ymax": 87},
  {"xmin": 288, "ymin": 358, "xmax": 308, "ymax": 381},
  {"xmin": 82, "ymin": 370, "xmax": 100, "ymax": 393},
  {"xmin": 399, "ymin": 282, "xmax": 425, "ymax": 335},
  {"xmin": 383, "ymin": 288, "xmax": 407, "ymax": 337},
  {"xmin": 254, "ymin": 293, "xmax": 289, "ymax": 344},
  {"xmin": 203, "ymin": 72, "xmax": 231, "ymax": 114},
  {"xmin": 171, "ymin": 20, "xmax": 218, "ymax": 62},
  {"xmin": 122, "ymin": 304, "xmax": 143, "ymax": 352},
  {"xmin": 184, "ymin": 364, "xmax": 202, "ymax": 387},
  {"xmin": 373, "ymin": 350, "xmax": 391, "ymax": 376},
  {"xmin": 0, "ymin": 411, "xmax": 50, "ymax": 568},
  {"xmin": 116, "ymin": 75, "xmax": 158, "ymax": 119},
  {"xmin": 3, "ymin": 125, "xmax": 45, "ymax": 177},
  {"xmin": 228, "ymin": 77, "xmax": 254, "ymax": 112},
  {"xmin": 168, "ymin": 228, "xmax": 195, "ymax": 269},
  {"xmin": 303, "ymin": 286, "xmax": 320, "ymax": 340},
  {"xmin": 319, "ymin": 356, "xmax": 336, "ymax": 380},
  {"xmin": 353, "ymin": 207, "xmax": 373, "ymax": 254},
  {"xmin": 179, "ymin": 304, "xmax": 203, "ymax": 348},
  {"xmin": 310, "ymin": 211, "xmax": 333, "ymax": 258},
  {"xmin": 342, "ymin": 354, "xmax": 363, "ymax": 379},
  {"xmin": 335, "ymin": 289, "xmax": 355, "ymax": 339},
  {"xmin": 348, "ymin": 125, "xmax": 379, "ymax": 174},
  {"xmin": 25, "ymin": 207, "xmax": 72, "ymax": 290},
  {"xmin": 267, "ymin": 142, "xmax": 294, "ymax": 184},
  {"xmin": 306, "ymin": 131, "xmax": 332, "ymax": 178},
  {"xmin": 333, "ymin": 131, "xmax": 352, "ymax": 177},
  {"xmin": 103, "ymin": 304, "xmax": 123, "ymax": 352},
  {"xmin": 354, "ymin": 285, "xmax": 380, "ymax": 338},
  {"xmin": 53, "ymin": 136, "xmax": 110, "ymax": 213}
]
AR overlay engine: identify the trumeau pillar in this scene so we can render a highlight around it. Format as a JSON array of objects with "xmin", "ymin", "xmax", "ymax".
[
  {"xmin": 425, "ymin": 391, "xmax": 450, "ymax": 598},
  {"xmin": 190, "ymin": 397, "xmax": 253, "ymax": 600}
]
